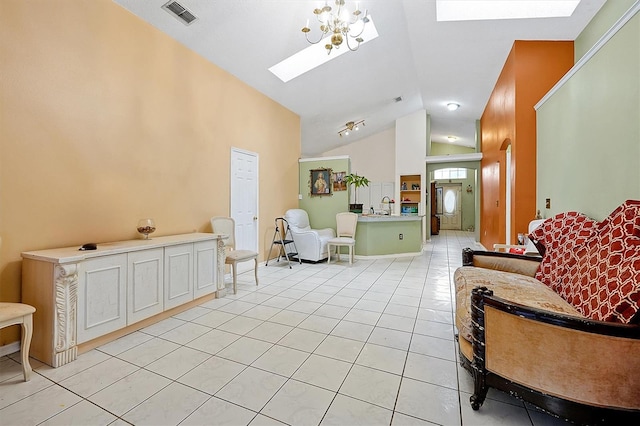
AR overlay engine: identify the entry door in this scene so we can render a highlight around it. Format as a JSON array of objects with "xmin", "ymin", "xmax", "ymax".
[
  {"xmin": 440, "ymin": 184, "xmax": 462, "ymax": 230},
  {"xmin": 230, "ymin": 148, "xmax": 258, "ymax": 272}
]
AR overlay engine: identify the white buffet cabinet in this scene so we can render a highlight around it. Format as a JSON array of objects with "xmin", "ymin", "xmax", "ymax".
[{"xmin": 21, "ymin": 233, "xmax": 226, "ymax": 367}]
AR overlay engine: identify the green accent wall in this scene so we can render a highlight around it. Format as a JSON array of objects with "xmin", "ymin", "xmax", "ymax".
[
  {"xmin": 536, "ymin": 7, "xmax": 639, "ymax": 220},
  {"xmin": 430, "ymin": 142, "xmax": 475, "ymax": 156},
  {"xmin": 298, "ymin": 158, "xmax": 350, "ymax": 230},
  {"xmin": 575, "ymin": 0, "xmax": 637, "ymax": 61}
]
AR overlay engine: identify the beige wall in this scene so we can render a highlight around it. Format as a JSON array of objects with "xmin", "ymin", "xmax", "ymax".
[
  {"xmin": 322, "ymin": 127, "xmax": 396, "ymax": 182},
  {"xmin": 0, "ymin": 0, "xmax": 300, "ymax": 345}
]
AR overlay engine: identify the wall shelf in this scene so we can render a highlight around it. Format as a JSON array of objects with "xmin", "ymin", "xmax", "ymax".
[{"xmin": 400, "ymin": 174, "xmax": 421, "ymax": 215}]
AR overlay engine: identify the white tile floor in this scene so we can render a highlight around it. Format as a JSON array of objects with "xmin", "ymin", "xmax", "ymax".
[{"xmin": 0, "ymin": 231, "xmax": 567, "ymax": 426}]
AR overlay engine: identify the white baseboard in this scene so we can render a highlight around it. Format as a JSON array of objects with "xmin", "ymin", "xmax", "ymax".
[
  {"xmin": 353, "ymin": 251, "xmax": 422, "ymax": 260},
  {"xmin": 0, "ymin": 341, "xmax": 20, "ymax": 357}
]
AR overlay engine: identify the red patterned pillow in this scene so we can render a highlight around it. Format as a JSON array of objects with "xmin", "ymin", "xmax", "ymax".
[
  {"xmin": 529, "ymin": 212, "xmax": 599, "ymax": 292},
  {"xmin": 561, "ymin": 200, "xmax": 640, "ymax": 323}
]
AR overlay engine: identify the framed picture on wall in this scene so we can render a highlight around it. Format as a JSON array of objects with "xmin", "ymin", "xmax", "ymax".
[
  {"xmin": 310, "ymin": 168, "xmax": 332, "ymax": 196},
  {"xmin": 332, "ymin": 171, "xmax": 347, "ymax": 191}
]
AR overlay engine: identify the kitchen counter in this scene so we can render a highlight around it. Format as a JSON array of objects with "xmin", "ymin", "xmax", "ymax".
[
  {"xmin": 355, "ymin": 215, "xmax": 424, "ymax": 256},
  {"xmin": 358, "ymin": 214, "xmax": 423, "ymax": 222}
]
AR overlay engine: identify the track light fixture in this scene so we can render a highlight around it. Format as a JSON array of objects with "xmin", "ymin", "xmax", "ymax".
[{"xmin": 338, "ymin": 120, "xmax": 365, "ymax": 137}]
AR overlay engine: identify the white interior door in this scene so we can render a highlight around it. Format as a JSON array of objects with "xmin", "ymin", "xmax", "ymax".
[
  {"xmin": 231, "ymin": 148, "xmax": 258, "ymax": 272},
  {"xmin": 440, "ymin": 184, "xmax": 462, "ymax": 230}
]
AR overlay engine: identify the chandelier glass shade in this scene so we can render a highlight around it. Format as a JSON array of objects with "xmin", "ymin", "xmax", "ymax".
[
  {"xmin": 302, "ymin": 0, "xmax": 369, "ymax": 54},
  {"xmin": 339, "ymin": 120, "xmax": 365, "ymax": 137}
]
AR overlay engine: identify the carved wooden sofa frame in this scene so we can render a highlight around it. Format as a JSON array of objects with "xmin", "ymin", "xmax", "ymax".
[{"xmin": 458, "ymin": 248, "xmax": 640, "ymax": 425}]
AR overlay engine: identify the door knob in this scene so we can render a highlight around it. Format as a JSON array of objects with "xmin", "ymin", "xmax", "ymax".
[{"xmin": 253, "ymin": 216, "xmax": 258, "ymax": 221}]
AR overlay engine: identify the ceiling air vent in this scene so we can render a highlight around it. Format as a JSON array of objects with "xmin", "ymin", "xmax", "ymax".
[{"xmin": 162, "ymin": 1, "xmax": 197, "ymax": 25}]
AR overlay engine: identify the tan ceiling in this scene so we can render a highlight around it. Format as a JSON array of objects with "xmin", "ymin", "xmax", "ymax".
[{"xmin": 113, "ymin": 0, "xmax": 606, "ymax": 156}]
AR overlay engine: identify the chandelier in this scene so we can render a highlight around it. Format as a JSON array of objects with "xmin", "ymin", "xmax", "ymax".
[
  {"xmin": 339, "ymin": 120, "xmax": 365, "ymax": 137},
  {"xmin": 302, "ymin": 0, "xmax": 369, "ymax": 55}
]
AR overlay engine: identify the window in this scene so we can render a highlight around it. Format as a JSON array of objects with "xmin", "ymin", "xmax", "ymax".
[{"xmin": 434, "ymin": 168, "xmax": 467, "ymax": 180}]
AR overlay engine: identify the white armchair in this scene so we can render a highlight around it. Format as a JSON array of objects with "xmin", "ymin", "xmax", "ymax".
[{"xmin": 284, "ymin": 209, "xmax": 335, "ymax": 262}]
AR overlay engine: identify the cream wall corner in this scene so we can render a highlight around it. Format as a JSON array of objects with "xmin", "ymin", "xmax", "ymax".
[
  {"xmin": 395, "ymin": 110, "xmax": 428, "ymax": 176},
  {"xmin": 395, "ymin": 110, "xmax": 428, "ymax": 241}
]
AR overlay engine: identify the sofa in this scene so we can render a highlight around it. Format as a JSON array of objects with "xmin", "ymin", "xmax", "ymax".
[
  {"xmin": 284, "ymin": 209, "xmax": 335, "ymax": 262},
  {"xmin": 455, "ymin": 201, "xmax": 640, "ymax": 424}
]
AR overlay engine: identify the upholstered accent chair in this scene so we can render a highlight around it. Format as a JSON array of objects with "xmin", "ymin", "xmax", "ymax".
[{"xmin": 283, "ymin": 209, "xmax": 335, "ymax": 262}]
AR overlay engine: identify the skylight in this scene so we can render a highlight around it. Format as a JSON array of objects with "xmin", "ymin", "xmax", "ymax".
[
  {"xmin": 269, "ymin": 17, "xmax": 379, "ymax": 83},
  {"xmin": 436, "ymin": 0, "xmax": 581, "ymax": 22}
]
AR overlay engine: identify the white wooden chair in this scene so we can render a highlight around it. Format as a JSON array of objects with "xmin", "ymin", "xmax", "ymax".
[
  {"xmin": 211, "ymin": 217, "xmax": 259, "ymax": 294},
  {"xmin": 327, "ymin": 212, "xmax": 358, "ymax": 264},
  {"xmin": 0, "ymin": 303, "xmax": 36, "ymax": 381}
]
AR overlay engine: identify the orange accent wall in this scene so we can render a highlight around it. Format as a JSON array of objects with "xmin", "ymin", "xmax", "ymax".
[
  {"xmin": 0, "ymin": 1, "xmax": 300, "ymax": 345},
  {"xmin": 480, "ymin": 41, "xmax": 574, "ymax": 249}
]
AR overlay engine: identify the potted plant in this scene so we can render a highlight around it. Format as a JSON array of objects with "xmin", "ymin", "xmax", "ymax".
[{"xmin": 344, "ymin": 173, "xmax": 370, "ymax": 213}]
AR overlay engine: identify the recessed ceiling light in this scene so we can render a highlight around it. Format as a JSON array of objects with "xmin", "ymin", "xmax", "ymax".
[
  {"xmin": 446, "ymin": 102, "xmax": 460, "ymax": 111},
  {"xmin": 269, "ymin": 16, "xmax": 379, "ymax": 83},
  {"xmin": 436, "ymin": 0, "xmax": 581, "ymax": 22}
]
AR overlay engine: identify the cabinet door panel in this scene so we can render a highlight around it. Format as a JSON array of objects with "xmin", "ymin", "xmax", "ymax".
[
  {"xmin": 194, "ymin": 240, "xmax": 217, "ymax": 298},
  {"xmin": 128, "ymin": 248, "xmax": 164, "ymax": 324},
  {"xmin": 164, "ymin": 244, "xmax": 193, "ymax": 309},
  {"xmin": 78, "ymin": 254, "xmax": 127, "ymax": 343}
]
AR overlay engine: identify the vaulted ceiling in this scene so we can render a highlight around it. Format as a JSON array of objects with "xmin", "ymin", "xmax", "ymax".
[{"xmin": 113, "ymin": 0, "xmax": 606, "ymax": 156}]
